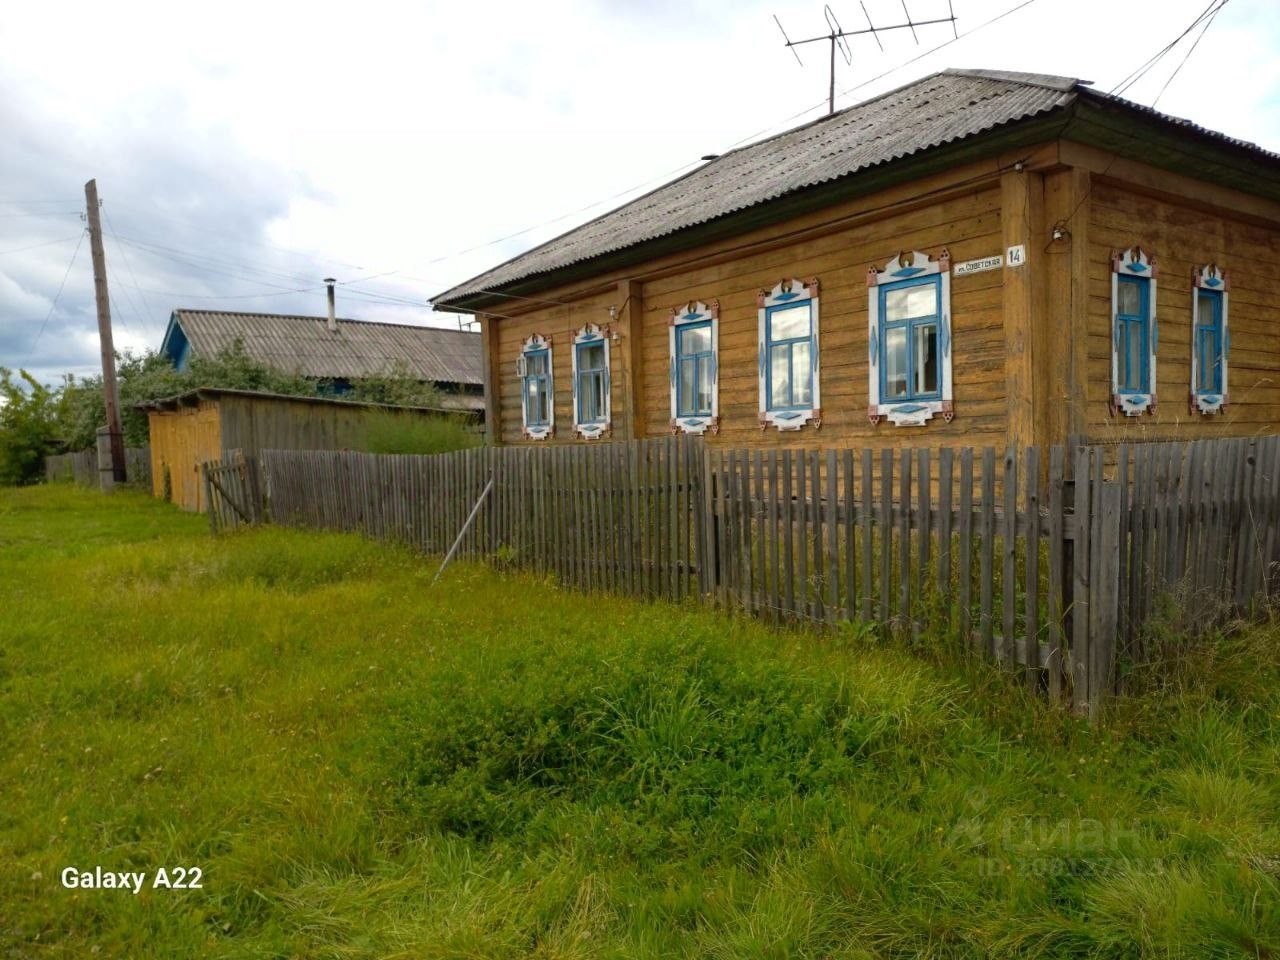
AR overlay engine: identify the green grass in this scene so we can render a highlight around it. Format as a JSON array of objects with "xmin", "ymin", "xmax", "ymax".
[{"xmin": 2, "ymin": 485, "xmax": 1279, "ymax": 958}]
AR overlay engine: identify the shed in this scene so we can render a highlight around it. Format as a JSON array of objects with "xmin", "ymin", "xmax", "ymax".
[{"xmin": 138, "ymin": 387, "xmax": 475, "ymax": 512}]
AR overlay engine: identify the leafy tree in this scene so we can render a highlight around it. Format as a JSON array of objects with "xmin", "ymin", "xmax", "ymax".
[
  {"xmin": 0, "ymin": 369, "xmax": 61, "ymax": 485},
  {"xmin": 341, "ymin": 359, "xmax": 443, "ymax": 409}
]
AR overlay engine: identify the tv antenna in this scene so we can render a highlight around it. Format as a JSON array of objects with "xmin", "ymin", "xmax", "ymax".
[{"xmin": 774, "ymin": 2, "xmax": 958, "ymax": 116}]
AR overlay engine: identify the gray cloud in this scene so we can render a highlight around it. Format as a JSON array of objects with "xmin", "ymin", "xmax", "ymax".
[{"xmin": 0, "ymin": 74, "xmax": 439, "ymax": 387}]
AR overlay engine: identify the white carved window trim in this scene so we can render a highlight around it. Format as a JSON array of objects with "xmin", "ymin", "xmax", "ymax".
[
  {"xmin": 518, "ymin": 333, "xmax": 554, "ymax": 441},
  {"xmin": 1190, "ymin": 263, "xmax": 1229, "ymax": 415},
  {"xmin": 867, "ymin": 249, "xmax": 953, "ymax": 427},
  {"xmin": 571, "ymin": 323, "xmax": 611, "ymax": 440},
  {"xmin": 757, "ymin": 278, "xmax": 821, "ymax": 432},
  {"xmin": 669, "ymin": 300, "xmax": 720, "ymax": 435},
  {"xmin": 1110, "ymin": 245, "xmax": 1158, "ymax": 417}
]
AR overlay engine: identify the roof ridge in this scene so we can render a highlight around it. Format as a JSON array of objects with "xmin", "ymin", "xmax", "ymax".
[
  {"xmin": 174, "ymin": 308, "xmax": 478, "ymax": 335},
  {"xmin": 941, "ymin": 67, "xmax": 1081, "ymax": 92}
]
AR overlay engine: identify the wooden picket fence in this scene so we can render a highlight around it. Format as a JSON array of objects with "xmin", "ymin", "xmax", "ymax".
[
  {"xmin": 44, "ymin": 446, "xmax": 151, "ymax": 487},
  {"xmin": 206, "ymin": 434, "xmax": 1280, "ymax": 713},
  {"xmin": 44, "ymin": 450, "xmax": 97, "ymax": 485}
]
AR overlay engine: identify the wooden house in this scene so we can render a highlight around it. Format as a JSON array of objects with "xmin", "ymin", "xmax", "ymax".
[
  {"xmin": 159, "ymin": 309, "xmax": 485, "ymax": 413},
  {"xmin": 138, "ymin": 387, "xmax": 474, "ymax": 511},
  {"xmin": 432, "ymin": 69, "xmax": 1280, "ymax": 453}
]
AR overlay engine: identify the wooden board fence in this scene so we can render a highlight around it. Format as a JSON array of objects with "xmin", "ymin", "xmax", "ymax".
[
  {"xmin": 205, "ymin": 433, "xmax": 1280, "ymax": 712},
  {"xmin": 45, "ymin": 446, "xmax": 150, "ymax": 487}
]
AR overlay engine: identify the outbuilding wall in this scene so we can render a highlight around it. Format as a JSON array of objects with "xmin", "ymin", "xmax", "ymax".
[
  {"xmin": 147, "ymin": 392, "xmax": 475, "ymax": 512},
  {"xmin": 148, "ymin": 400, "xmax": 222, "ymax": 512}
]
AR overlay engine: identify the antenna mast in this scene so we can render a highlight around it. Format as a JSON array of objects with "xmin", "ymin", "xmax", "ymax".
[{"xmin": 774, "ymin": 2, "xmax": 958, "ymax": 115}]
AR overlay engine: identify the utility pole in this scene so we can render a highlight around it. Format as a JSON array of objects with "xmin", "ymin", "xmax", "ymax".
[{"xmin": 84, "ymin": 178, "xmax": 126, "ymax": 484}]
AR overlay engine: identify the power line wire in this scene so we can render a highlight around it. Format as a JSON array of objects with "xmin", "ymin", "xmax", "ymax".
[
  {"xmin": 25, "ymin": 230, "xmax": 87, "ymax": 363},
  {"xmin": 103, "ymin": 210, "xmax": 164, "ymax": 339},
  {"xmin": 1110, "ymin": 0, "xmax": 1224, "ymax": 97},
  {"xmin": 110, "ymin": 279, "xmax": 321, "ymax": 301},
  {"xmin": 0, "ymin": 235, "xmax": 83, "ymax": 257},
  {"xmin": 1150, "ymin": 0, "xmax": 1227, "ymax": 107},
  {"xmin": 1050, "ymin": 0, "xmax": 1232, "ymax": 242}
]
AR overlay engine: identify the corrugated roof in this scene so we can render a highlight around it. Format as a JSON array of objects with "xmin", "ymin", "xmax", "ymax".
[
  {"xmin": 171, "ymin": 310, "xmax": 483, "ymax": 386},
  {"xmin": 135, "ymin": 386, "xmax": 477, "ymax": 416},
  {"xmin": 433, "ymin": 69, "xmax": 1076, "ymax": 304},
  {"xmin": 433, "ymin": 67, "xmax": 1280, "ymax": 307}
]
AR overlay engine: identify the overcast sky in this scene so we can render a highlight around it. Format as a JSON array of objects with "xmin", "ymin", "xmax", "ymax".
[{"xmin": 2, "ymin": 0, "xmax": 1277, "ymax": 387}]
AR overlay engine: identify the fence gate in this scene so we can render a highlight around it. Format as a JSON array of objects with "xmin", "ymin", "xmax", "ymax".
[{"xmin": 202, "ymin": 451, "xmax": 263, "ymax": 532}]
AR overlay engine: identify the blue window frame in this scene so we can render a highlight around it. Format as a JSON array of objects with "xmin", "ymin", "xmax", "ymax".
[
  {"xmin": 877, "ymin": 274, "xmax": 942, "ymax": 403},
  {"xmin": 1195, "ymin": 288, "xmax": 1224, "ymax": 395},
  {"xmin": 675, "ymin": 320, "xmax": 714, "ymax": 417},
  {"xmin": 764, "ymin": 300, "xmax": 814, "ymax": 411},
  {"xmin": 1116, "ymin": 275, "xmax": 1151, "ymax": 394},
  {"xmin": 575, "ymin": 340, "xmax": 608, "ymax": 425},
  {"xmin": 521, "ymin": 348, "xmax": 550, "ymax": 427}
]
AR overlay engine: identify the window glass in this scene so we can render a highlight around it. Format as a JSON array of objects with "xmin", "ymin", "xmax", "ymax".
[
  {"xmin": 769, "ymin": 304, "xmax": 810, "ymax": 341},
  {"xmin": 526, "ymin": 378, "xmax": 546, "ymax": 424},
  {"xmin": 696, "ymin": 360, "xmax": 713, "ymax": 413},
  {"xmin": 770, "ymin": 344, "xmax": 791, "ymax": 407},
  {"xmin": 1197, "ymin": 328, "xmax": 1218, "ymax": 393},
  {"xmin": 884, "ymin": 284, "xmax": 936, "ymax": 322},
  {"xmin": 792, "ymin": 340, "xmax": 812, "ymax": 404},
  {"xmin": 579, "ymin": 343, "xmax": 605, "ymax": 370},
  {"xmin": 526, "ymin": 351, "xmax": 548, "ymax": 376},
  {"xmin": 915, "ymin": 323, "xmax": 938, "ymax": 394},
  {"xmin": 680, "ymin": 324, "xmax": 711, "ymax": 355},
  {"xmin": 1197, "ymin": 292, "xmax": 1217, "ymax": 326},
  {"xmin": 1122, "ymin": 320, "xmax": 1144, "ymax": 391},
  {"xmin": 1117, "ymin": 280, "xmax": 1141, "ymax": 316},
  {"xmin": 579, "ymin": 372, "xmax": 604, "ymax": 422},
  {"xmin": 590, "ymin": 374, "xmax": 605, "ymax": 419},
  {"xmin": 884, "ymin": 326, "xmax": 908, "ymax": 398},
  {"xmin": 679, "ymin": 359, "xmax": 697, "ymax": 414}
]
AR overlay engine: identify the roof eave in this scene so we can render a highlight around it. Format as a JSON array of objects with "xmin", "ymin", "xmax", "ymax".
[{"xmin": 1064, "ymin": 91, "xmax": 1280, "ymax": 204}]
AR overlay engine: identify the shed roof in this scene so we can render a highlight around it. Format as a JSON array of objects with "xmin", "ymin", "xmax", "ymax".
[
  {"xmin": 433, "ymin": 68, "xmax": 1280, "ymax": 309},
  {"xmin": 135, "ymin": 386, "xmax": 478, "ymax": 417},
  {"xmin": 165, "ymin": 310, "xmax": 484, "ymax": 386}
]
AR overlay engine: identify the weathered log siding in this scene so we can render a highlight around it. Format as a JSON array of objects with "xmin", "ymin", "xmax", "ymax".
[
  {"xmin": 1085, "ymin": 177, "xmax": 1280, "ymax": 441},
  {"xmin": 486, "ymin": 151, "xmax": 1017, "ymax": 449}
]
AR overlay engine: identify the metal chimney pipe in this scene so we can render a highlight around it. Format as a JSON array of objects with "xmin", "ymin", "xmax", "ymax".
[{"xmin": 324, "ymin": 278, "xmax": 337, "ymax": 332}]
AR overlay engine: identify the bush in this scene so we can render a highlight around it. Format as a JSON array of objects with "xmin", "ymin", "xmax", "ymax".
[
  {"xmin": 363, "ymin": 411, "xmax": 480, "ymax": 455},
  {"xmin": 0, "ymin": 369, "xmax": 61, "ymax": 485}
]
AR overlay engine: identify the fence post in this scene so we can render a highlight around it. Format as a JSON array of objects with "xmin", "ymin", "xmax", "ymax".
[
  {"xmin": 96, "ymin": 427, "xmax": 117, "ymax": 492},
  {"xmin": 1088, "ymin": 481, "xmax": 1122, "ymax": 719},
  {"xmin": 202, "ymin": 463, "xmax": 217, "ymax": 534},
  {"xmin": 1070, "ymin": 446, "xmax": 1091, "ymax": 713}
]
